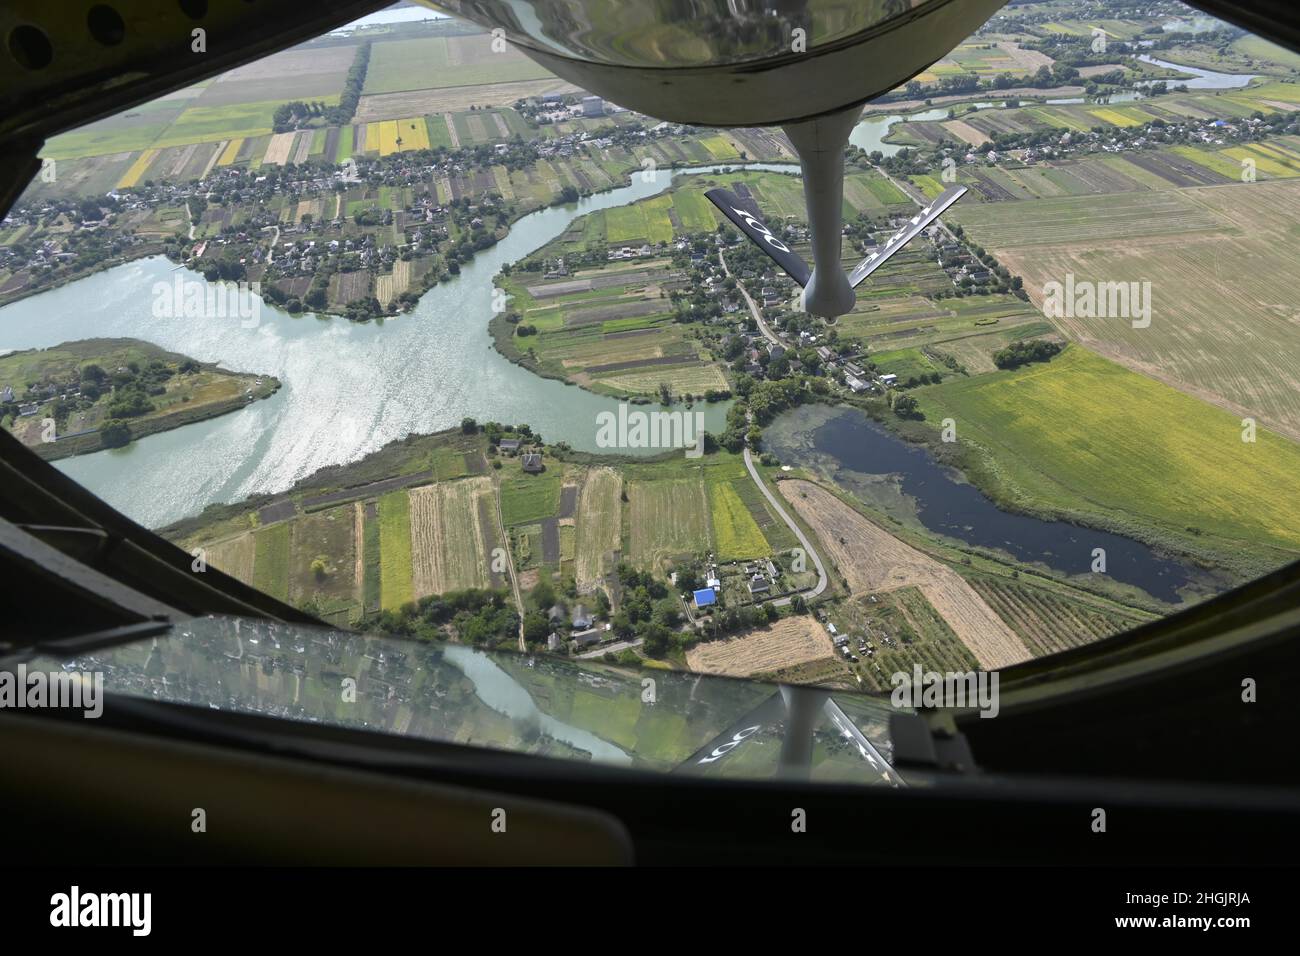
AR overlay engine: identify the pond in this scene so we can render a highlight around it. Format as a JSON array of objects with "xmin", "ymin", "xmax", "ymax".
[{"xmin": 764, "ymin": 405, "xmax": 1200, "ymax": 604}]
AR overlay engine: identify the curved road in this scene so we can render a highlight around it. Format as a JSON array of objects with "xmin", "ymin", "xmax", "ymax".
[
  {"xmin": 742, "ymin": 446, "xmax": 828, "ymax": 604},
  {"xmin": 720, "ymin": 246, "xmax": 829, "ymax": 604},
  {"xmin": 718, "ymin": 248, "xmax": 783, "ymax": 348}
]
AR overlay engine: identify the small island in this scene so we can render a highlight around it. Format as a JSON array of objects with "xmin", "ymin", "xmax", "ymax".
[{"xmin": 0, "ymin": 337, "xmax": 279, "ymax": 460}]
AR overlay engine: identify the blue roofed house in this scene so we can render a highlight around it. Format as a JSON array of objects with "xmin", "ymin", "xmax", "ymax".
[{"xmin": 693, "ymin": 588, "xmax": 717, "ymax": 610}]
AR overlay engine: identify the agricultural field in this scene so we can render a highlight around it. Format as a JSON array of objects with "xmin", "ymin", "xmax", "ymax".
[
  {"xmin": 708, "ymin": 480, "xmax": 770, "ymax": 562},
  {"xmin": 408, "ymin": 477, "xmax": 501, "ymax": 597},
  {"xmin": 825, "ymin": 588, "xmax": 981, "ymax": 693},
  {"xmin": 626, "ymin": 475, "xmax": 711, "ymax": 570},
  {"xmin": 937, "ymin": 40, "xmax": 1053, "ymax": 78},
  {"xmin": 685, "ymin": 616, "xmax": 837, "ymax": 679},
  {"xmin": 116, "ymin": 150, "xmax": 160, "ymax": 189},
  {"xmin": 968, "ymin": 575, "xmax": 1155, "ymax": 658},
  {"xmin": 837, "ymin": 284, "xmax": 1045, "ymax": 361},
  {"xmin": 574, "ymin": 466, "xmax": 623, "ymax": 592},
  {"xmin": 951, "ymin": 178, "xmax": 1300, "ymax": 441},
  {"xmin": 914, "ymin": 345, "xmax": 1300, "ymax": 574},
  {"xmin": 363, "ymin": 34, "xmax": 552, "ymax": 95},
  {"xmin": 253, "ymin": 523, "xmax": 292, "ymax": 603},
  {"xmin": 354, "ymin": 78, "xmax": 579, "ymax": 121},
  {"xmin": 287, "ymin": 505, "xmax": 362, "ymax": 623},
  {"xmin": 378, "ymin": 489, "xmax": 415, "ymax": 612},
  {"xmin": 500, "ymin": 467, "xmax": 562, "ymax": 527},
  {"xmin": 777, "ymin": 478, "xmax": 1030, "ymax": 670},
  {"xmin": 200, "ymin": 45, "xmax": 356, "ymax": 105},
  {"xmin": 500, "ymin": 258, "xmax": 721, "ymax": 400},
  {"xmin": 206, "ymin": 532, "xmax": 256, "ymax": 586}
]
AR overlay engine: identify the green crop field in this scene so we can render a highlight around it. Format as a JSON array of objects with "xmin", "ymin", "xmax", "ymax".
[
  {"xmin": 377, "ymin": 489, "xmax": 414, "ymax": 611},
  {"xmin": 627, "ymin": 476, "xmax": 711, "ymax": 569},
  {"xmin": 870, "ymin": 347, "xmax": 944, "ymax": 382},
  {"xmin": 363, "ymin": 36, "xmax": 551, "ymax": 94},
  {"xmin": 672, "ymin": 189, "xmax": 719, "ymax": 234},
  {"xmin": 698, "ymin": 134, "xmax": 740, "ymax": 161},
  {"xmin": 1230, "ymin": 35, "xmax": 1300, "ymax": 71},
  {"xmin": 289, "ymin": 506, "xmax": 358, "ymax": 616},
  {"xmin": 153, "ymin": 98, "xmax": 338, "ymax": 150},
  {"xmin": 500, "ymin": 469, "xmax": 562, "ymax": 526},
  {"xmin": 709, "ymin": 480, "xmax": 770, "ymax": 561},
  {"xmin": 914, "ymin": 345, "xmax": 1300, "ymax": 570},
  {"xmin": 253, "ymin": 522, "xmax": 291, "ymax": 603},
  {"xmin": 605, "ymin": 194, "xmax": 675, "ymax": 244},
  {"xmin": 362, "ymin": 504, "xmax": 381, "ymax": 612}
]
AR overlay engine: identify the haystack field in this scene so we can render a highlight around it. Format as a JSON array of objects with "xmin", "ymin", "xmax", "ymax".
[
  {"xmin": 778, "ymin": 479, "xmax": 1029, "ymax": 669},
  {"xmin": 408, "ymin": 477, "xmax": 497, "ymax": 597},
  {"xmin": 685, "ymin": 616, "xmax": 836, "ymax": 678}
]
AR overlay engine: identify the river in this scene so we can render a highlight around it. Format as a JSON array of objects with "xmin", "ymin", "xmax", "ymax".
[
  {"xmin": 764, "ymin": 405, "xmax": 1198, "ymax": 604},
  {"xmin": 849, "ymin": 51, "xmax": 1259, "ymax": 158},
  {"xmin": 0, "ymin": 163, "xmax": 796, "ymax": 528},
  {"xmin": 1136, "ymin": 55, "xmax": 1257, "ymax": 89},
  {"xmin": 849, "ymin": 92, "xmax": 1142, "ymax": 156}
]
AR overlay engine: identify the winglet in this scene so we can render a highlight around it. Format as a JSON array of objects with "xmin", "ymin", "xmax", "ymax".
[
  {"xmin": 847, "ymin": 185, "xmax": 968, "ymax": 289},
  {"xmin": 706, "ymin": 187, "xmax": 811, "ymax": 287}
]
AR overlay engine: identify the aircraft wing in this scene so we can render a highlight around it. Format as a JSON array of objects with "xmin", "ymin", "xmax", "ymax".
[
  {"xmin": 847, "ymin": 184, "xmax": 967, "ymax": 289},
  {"xmin": 706, "ymin": 187, "xmax": 811, "ymax": 287}
]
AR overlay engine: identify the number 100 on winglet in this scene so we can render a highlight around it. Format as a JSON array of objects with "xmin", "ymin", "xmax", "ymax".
[{"xmin": 705, "ymin": 187, "xmax": 811, "ymax": 287}]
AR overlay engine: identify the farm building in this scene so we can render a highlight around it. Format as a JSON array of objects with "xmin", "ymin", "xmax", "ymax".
[
  {"xmin": 521, "ymin": 452, "xmax": 544, "ymax": 473},
  {"xmin": 693, "ymin": 588, "xmax": 717, "ymax": 609},
  {"xmin": 498, "ymin": 438, "xmax": 521, "ymax": 454}
]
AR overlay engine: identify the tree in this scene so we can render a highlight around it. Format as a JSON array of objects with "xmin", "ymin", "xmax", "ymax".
[
  {"xmin": 522, "ymin": 611, "xmax": 550, "ymax": 644},
  {"xmin": 892, "ymin": 394, "xmax": 920, "ymax": 418},
  {"xmin": 641, "ymin": 622, "xmax": 672, "ymax": 657},
  {"xmin": 100, "ymin": 420, "xmax": 131, "ymax": 448},
  {"xmin": 531, "ymin": 578, "xmax": 557, "ymax": 611}
]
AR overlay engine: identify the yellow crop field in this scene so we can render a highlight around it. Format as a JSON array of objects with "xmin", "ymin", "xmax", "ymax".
[
  {"xmin": 700, "ymin": 133, "xmax": 740, "ymax": 161},
  {"xmin": 1087, "ymin": 107, "xmax": 1142, "ymax": 128},
  {"xmin": 709, "ymin": 481, "xmax": 770, "ymax": 561},
  {"xmin": 1223, "ymin": 144, "xmax": 1300, "ymax": 178},
  {"xmin": 215, "ymin": 138, "xmax": 241, "ymax": 165},
  {"xmin": 394, "ymin": 117, "xmax": 429, "ymax": 151},
  {"xmin": 116, "ymin": 149, "xmax": 159, "ymax": 188},
  {"xmin": 373, "ymin": 118, "xmax": 429, "ymax": 156}
]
